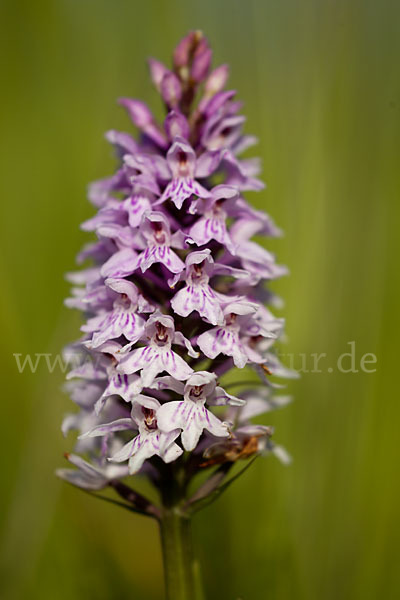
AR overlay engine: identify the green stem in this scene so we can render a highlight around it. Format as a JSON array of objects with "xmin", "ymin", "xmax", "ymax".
[{"xmin": 159, "ymin": 508, "xmax": 196, "ymax": 600}]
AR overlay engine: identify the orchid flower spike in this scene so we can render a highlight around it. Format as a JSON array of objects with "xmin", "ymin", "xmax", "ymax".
[{"xmin": 58, "ymin": 31, "xmax": 295, "ymax": 600}]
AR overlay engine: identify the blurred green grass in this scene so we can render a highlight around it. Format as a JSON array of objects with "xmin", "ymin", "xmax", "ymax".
[{"xmin": 0, "ymin": 0, "xmax": 399, "ymax": 598}]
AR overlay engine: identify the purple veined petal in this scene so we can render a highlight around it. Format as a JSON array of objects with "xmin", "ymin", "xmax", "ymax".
[
  {"xmin": 105, "ymin": 129, "xmax": 139, "ymax": 156},
  {"xmin": 171, "ymin": 285, "xmax": 224, "ymax": 326},
  {"xmin": 173, "ymin": 331, "xmax": 199, "ymax": 358},
  {"xmin": 123, "ymin": 193, "xmax": 152, "ymax": 228},
  {"xmin": 159, "ymin": 349, "xmax": 194, "ymax": 381},
  {"xmin": 91, "ymin": 311, "xmax": 145, "ymax": 348},
  {"xmin": 118, "ymin": 98, "xmax": 168, "ymax": 149},
  {"xmin": 195, "ymin": 149, "xmax": 225, "ymax": 178},
  {"xmin": 198, "ymin": 325, "xmax": 235, "ymax": 355},
  {"xmin": 157, "ymin": 400, "xmax": 188, "ymax": 432},
  {"xmin": 196, "ymin": 328, "xmax": 221, "ymax": 360},
  {"xmin": 110, "ymin": 435, "xmax": 140, "ymax": 463},
  {"xmin": 119, "ymin": 346, "xmax": 158, "ymax": 375},
  {"xmin": 155, "ymin": 246, "xmax": 185, "ymax": 274},
  {"xmin": 137, "ymin": 245, "xmax": 185, "ymax": 275},
  {"xmin": 79, "ymin": 417, "xmax": 134, "ymax": 439},
  {"xmin": 231, "ymin": 344, "xmax": 249, "ymax": 369},
  {"xmin": 181, "ymin": 416, "xmax": 203, "ymax": 452},
  {"xmin": 197, "ymin": 326, "xmax": 247, "ymax": 368},
  {"xmin": 189, "ymin": 216, "xmax": 236, "ymax": 254},
  {"xmin": 158, "ymin": 428, "xmax": 181, "ymax": 452},
  {"xmin": 164, "ymin": 111, "xmax": 190, "ymax": 141},
  {"xmin": 94, "ymin": 372, "xmax": 141, "ymax": 415},
  {"xmin": 101, "ymin": 248, "xmax": 138, "ymax": 279},
  {"xmin": 158, "ymin": 178, "xmax": 211, "ymax": 210},
  {"xmin": 127, "ymin": 431, "xmax": 161, "ymax": 473},
  {"xmin": 199, "ymin": 406, "xmax": 230, "ymax": 439},
  {"xmin": 140, "ymin": 355, "xmax": 164, "ymax": 388},
  {"xmin": 161, "ymin": 440, "xmax": 184, "ymax": 463}
]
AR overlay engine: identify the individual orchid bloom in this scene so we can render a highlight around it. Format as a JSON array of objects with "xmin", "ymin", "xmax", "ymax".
[
  {"xmin": 132, "ymin": 211, "xmax": 190, "ymax": 274},
  {"xmin": 157, "ymin": 137, "xmax": 223, "ymax": 209},
  {"xmin": 156, "ymin": 372, "xmax": 230, "ymax": 451},
  {"xmin": 188, "ymin": 184, "xmax": 238, "ymax": 254},
  {"xmin": 170, "ymin": 249, "xmax": 247, "ymax": 326},
  {"xmin": 221, "ymin": 150, "xmax": 265, "ymax": 192},
  {"xmin": 81, "ymin": 278, "xmax": 153, "ymax": 348},
  {"xmin": 84, "ymin": 340, "xmax": 143, "ymax": 415},
  {"xmin": 197, "ymin": 299, "xmax": 278, "ymax": 368},
  {"xmin": 151, "ymin": 372, "xmax": 244, "ymax": 407},
  {"xmin": 119, "ymin": 312, "xmax": 196, "ymax": 388},
  {"xmin": 81, "ymin": 396, "xmax": 183, "ymax": 474},
  {"xmin": 202, "ymin": 113, "xmax": 246, "ymax": 151}
]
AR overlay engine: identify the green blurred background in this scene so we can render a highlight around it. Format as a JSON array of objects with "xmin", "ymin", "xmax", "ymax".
[{"xmin": 1, "ymin": 0, "xmax": 399, "ymax": 598}]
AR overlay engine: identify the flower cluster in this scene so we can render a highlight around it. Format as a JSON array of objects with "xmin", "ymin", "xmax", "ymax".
[{"xmin": 58, "ymin": 32, "xmax": 296, "ymax": 502}]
